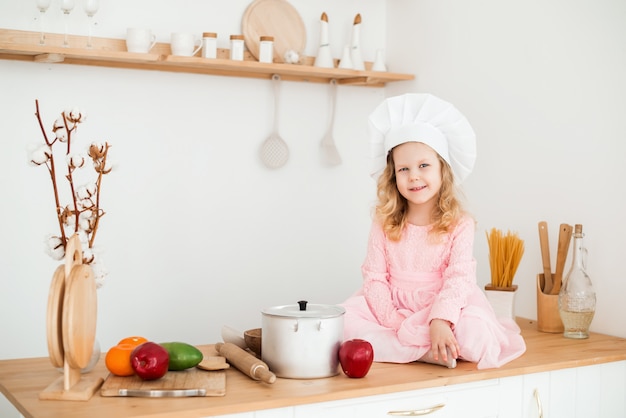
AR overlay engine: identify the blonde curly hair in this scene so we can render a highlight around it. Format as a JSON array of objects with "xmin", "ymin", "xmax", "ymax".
[{"xmin": 374, "ymin": 147, "xmax": 465, "ymax": 241}]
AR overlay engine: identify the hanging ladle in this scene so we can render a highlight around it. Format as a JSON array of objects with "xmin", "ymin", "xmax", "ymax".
[
  {"xmin": 259, "ymin": 74, "xmax": 289, "ymax": 169},
  {"xmin": 319, "ymin": 79, "xmax": 342, "ymax": 166}
]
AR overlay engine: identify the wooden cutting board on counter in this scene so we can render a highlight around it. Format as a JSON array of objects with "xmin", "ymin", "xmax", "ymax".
[{"xmin": 100, "ymin": 368, "xmax": 225, "ymax": 397}]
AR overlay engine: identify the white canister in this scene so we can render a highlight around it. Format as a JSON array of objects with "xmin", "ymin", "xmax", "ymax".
[
  {"xmin": 202, "ymin": 32, "xmax": 217, "ymax": 59},
  {"xmin": 258, "ymin": 35, "xmax": 274, "ymax": 63},
  {"xmin": 230, "ymin": 34, "xmax": 245, "ymax": 61},
  {"xmin": 261, "ymin": 300, "xmax": 345, "ymax": 379}
]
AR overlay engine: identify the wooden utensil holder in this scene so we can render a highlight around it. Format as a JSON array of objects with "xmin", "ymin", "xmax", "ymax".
[{"xmin": 536, "ymin": 274, "xmax": 564, "ymax": 333}]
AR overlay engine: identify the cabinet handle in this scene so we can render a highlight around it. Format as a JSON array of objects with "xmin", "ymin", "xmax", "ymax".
[
  {"xmin": 387, "ymin": 403, "xmax": 445, "ymax": 416},
  {"xmin": 533, "ymin": 389, "xmax": 544, "ymax": 418}
]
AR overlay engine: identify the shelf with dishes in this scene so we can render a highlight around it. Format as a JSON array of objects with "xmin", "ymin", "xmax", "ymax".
[{"xmin": 0, "ymin": 28, "xmax": 414, "ymax": 87}]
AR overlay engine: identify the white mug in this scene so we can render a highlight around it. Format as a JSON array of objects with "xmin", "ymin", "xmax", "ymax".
[
  {"xmin": 170, "ymin": 32, "xmax": 202, "ymax": 57},
  {"xmin": 126, "ymin": 28, "xmax": 156, "ymax": 53}
]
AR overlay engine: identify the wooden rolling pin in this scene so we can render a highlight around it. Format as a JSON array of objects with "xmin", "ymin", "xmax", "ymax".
[{"xmin": 214, "ymin": 342, "xmax": 276, "ymax": 384}]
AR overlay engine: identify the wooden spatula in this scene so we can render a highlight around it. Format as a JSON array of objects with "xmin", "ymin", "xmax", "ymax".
[
  {"xmin": 550, "ymin": 223, "xmax": 573, "ymax": 295},
  {"xmin": 538, "ymin": 221, "xmax": 552, "ymax": 293}
]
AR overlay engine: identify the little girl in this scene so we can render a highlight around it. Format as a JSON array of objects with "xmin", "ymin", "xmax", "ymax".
[{"xmin": 341, "ymin": 94, "xmax": 526, "ymax": 369}]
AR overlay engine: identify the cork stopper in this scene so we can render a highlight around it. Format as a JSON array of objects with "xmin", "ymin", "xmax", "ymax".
[
  {"xmin": 260, "ymin": 36, "xmax": 274, "ymax": 42},
  {"xmin": 354, "ymin": 13, "xmax": 362, "ymax": 25},
  {"xmin": 203, "ymin": 32, "xmax": 217, "ymax": 38},
  {"xmin": 321, "ymin": 12, "xmax": 328, "ymax": 22},
  {"xmin": 574, "ymin": 224, "xmax": 583, "ymax": 234},
  {"xmin": 230, "ymin": 34, "xmax": 245, "ymax": 41}
]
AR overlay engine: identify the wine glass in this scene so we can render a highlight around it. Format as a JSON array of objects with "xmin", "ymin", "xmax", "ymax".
[
  {"xmin": 36, "ymin": 0, "xmax": 51, "ymax": 45},
  {"xmin": 83, "ymin": 0, "xmax": 99, "ymax": 49},
  {"xmin": 60, "ymin": 0, "xmax": 76, "ymax": 47}
]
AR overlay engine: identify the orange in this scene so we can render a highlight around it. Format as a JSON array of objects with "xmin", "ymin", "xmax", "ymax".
[
  {"xmin": 105, "ymin": 343, "xmax": 136, "ymax": 376},
  {"xmin": 117, "ymin": 336, "xmax": 148, "ymax": 347}
]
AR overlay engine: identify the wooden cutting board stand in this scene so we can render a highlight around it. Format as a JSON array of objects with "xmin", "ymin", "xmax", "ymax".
[{"xmin": 39, "ymin": 234, "xmax": 103, "ymax": 401}]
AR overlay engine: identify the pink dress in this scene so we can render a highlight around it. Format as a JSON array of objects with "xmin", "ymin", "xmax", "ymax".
[{"xmin": 341, "ymin": 215, "xmax": 526, "ymax": 369}]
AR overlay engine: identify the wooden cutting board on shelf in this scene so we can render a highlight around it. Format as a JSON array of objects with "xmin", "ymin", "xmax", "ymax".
[
  {"xmin": 242, "ymin": 0, "xmax": 306, "ymax": 63},
  {"xmin": 100, "ymin": 367, "xmax": 225, "ymax": 397}
]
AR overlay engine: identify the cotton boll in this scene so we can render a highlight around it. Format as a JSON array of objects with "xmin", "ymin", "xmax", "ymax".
[
  {"xmin": 88, "ymin": 142, "xmax": 106, "ymax": 159},
  {"xmin": 66, "ymin": 153, "xmax": 85, "ymax": 169},
  {"xmin": 76, "ymin": 183, "xmax": 96, "ymax": 200},
  {"xmin": 55, "ymin": 129, "xmax": 68, "ymax": 143},
  {"xmin": 101, "ymin": 159, "xmax": 113, "ymax": 174},
  {"xmin": 94, "ymin": 158, "xmax": 113, "ymax": 174},
  {"xmin": 82, "ymin": 247, "xmax": 94, "ymax": 264},
  {"xmin": 44, "ymin": 235, "xmax": 65, "ymax": 260},
  {"xmin": 53, "ymin": 117, "xmax": 65, "ymax": 131},
  {"xmin": 75, "ymin": 229, "xmax": 89, "ymax": 244},
  {"xmin": 78, "ymin": 208, "xmax": 94, "ymax": 228},
  {"xmin": 28, "ymin": 144, "xmax": 52, "ymax": 166},
  {"xmin": 64, "ymin": 212, "xmax": 76, "ymax": 229}
]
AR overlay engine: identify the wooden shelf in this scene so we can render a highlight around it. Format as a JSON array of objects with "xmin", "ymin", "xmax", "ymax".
[{"xmin": 0, "ymin": 28, "xmax": 414, "ymax": 87}]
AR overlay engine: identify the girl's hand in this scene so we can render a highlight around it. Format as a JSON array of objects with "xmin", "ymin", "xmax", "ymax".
[{"xmin": 429, "ymin": 319, "xmax": 460, "ymax": 362}]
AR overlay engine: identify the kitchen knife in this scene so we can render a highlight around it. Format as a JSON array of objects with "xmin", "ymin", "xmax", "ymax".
[
  {"xmin": 118, "ymin": 388, "xmax": 207, "ymax": 397},
  {"xmin": 538, "ymin": 221, "xmax": 553, "ymax": 293},
  {"xmin": 550, "ymin": 223, "xmax": 573, "ymax": 295}
]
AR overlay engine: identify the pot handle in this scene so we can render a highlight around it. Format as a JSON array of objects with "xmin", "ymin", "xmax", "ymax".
[{"xmin": 297, "ymin": 300, "xmax": 308, "ymax": 311}]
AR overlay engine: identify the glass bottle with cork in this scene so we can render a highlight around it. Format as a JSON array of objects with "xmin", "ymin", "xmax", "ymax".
[{"xmin": 558, "ymin": 224, "xmax": 596, "ymax": 339}]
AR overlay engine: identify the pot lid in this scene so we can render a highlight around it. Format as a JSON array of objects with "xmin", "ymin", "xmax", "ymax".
[{"xmin": 262, "ymin": 300, "xmax": 345, "ymax": 319}]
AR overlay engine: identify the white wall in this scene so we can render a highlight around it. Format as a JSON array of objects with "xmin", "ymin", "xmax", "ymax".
[
  {"xmin": 387, "ymin": 0, "xmax": 626, "ymax": 337},
  {"xmin": 0, "ymin": 0, "xmax": 388, "ymax": 359},
  {"xmin": 2, "ymin": 0, "xmax": 626, "ymax": 415}
]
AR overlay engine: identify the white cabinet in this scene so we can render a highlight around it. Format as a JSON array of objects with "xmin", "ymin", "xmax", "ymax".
[
  {"xmin": 215, "ymin": 360, "xmax": 626, "ymax": 418},
  {"xmin": 293, "ymin": 379, "xmax": 499, "ymax": 418},
  {"xmin": 500, "ymin": 360, "xmax": 626, "ymax": 418}
]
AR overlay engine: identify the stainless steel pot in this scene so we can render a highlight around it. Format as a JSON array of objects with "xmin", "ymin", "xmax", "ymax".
[{"xmin": 261, "ymin": 300, "xmax": 345, "ymax": 379}]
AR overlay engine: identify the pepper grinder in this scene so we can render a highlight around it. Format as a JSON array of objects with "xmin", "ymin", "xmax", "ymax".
[
  {"xmin": 350, "ymin": 13, "xmax": 365, "ymax": 71},
  {"xmin": 314, "ymin": 12, "xmax": 334, "ymax": 68}
]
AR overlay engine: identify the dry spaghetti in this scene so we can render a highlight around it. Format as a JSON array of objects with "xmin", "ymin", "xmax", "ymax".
[{"xmin": 486, "ymin": 228, "xmax": 525, "ymax": 288}]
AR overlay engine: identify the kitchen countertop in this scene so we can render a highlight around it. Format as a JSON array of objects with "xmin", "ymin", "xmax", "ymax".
[{"xmin": 1, "ymin": 318, "xmax": 626, "ymax": 418}]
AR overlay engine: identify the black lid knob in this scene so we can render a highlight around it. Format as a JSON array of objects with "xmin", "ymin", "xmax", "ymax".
[{"xmin": 297, "ymin": 300, "xmax": 308, "ymax": 311}]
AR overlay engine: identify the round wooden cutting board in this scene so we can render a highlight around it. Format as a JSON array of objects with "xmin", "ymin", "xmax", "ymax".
[
  {"xmin": 242, "ymin": 0, "xmax": 307, "ymax": 63},
  {"xmin": 62, "ymin": 264, "xmax": 97, "ymax": 370},
  {"xmin": 46, "ymin": 265, "xmax": 66, "ymax": 368}
]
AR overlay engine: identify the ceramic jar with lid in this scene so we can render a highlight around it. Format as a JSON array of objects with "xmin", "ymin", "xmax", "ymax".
[
  {"xmin": 230, "ymin": 34, "xmax": 245, "ymax": 61},
  {"xmin": 259, "ymin": 35, "xmax": 274, "ymax": 63},
  {"xmin": 201, "ymin": 32, "xmax": 217, "ymax": 59}
]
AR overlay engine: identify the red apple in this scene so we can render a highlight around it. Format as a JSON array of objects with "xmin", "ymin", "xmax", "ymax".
[
  {"xmin": 130, "ymin": 342, "xmax": 169, "ymax": 380},
  {"xmin": 338, "ymin": 339, "xmax": 374, "ymax": 378}
]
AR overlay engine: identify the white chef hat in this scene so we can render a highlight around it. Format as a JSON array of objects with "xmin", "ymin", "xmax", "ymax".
[{"xmin": 368, "ymin": 93, "xmax": 476, "ymax": 183}]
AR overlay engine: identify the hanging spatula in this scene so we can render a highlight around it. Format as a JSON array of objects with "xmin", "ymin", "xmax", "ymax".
[{"xmin": 320, "ymin": 79, "xmax": 342, "ymax": 166}]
